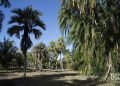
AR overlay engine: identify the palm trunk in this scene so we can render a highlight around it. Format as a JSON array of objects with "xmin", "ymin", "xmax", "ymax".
[
  {"xmin": 88, "ymin": 50, "xmax": 91, "ymax": 76},
  {"xmin": 105, "ymin": 52, "xmax": 112, "ymax": 80},
  {"xmin": 60, "ymin": 53, "xmax": 64, "ymax": 71},
  {"xmin": 37, "ymin": 54, "xmax": 40, "ymax": 70},
  {"xmin": 49, "ymin": 60, "xmax": 51, "ymax": 70},
  {"xmin": 40, "ymin": 58, "xmax": 42, "ymax": 71},
  {"xmin": 23, "ymin": 28, "xmax": 29, "ymax": 79},
  {"xmin": 39, "ymin": 51, "xmax": 42, "ymax": 71},
  {"xmin": 67, "ymin": 62, "xmax": 68, "ymax": 69},
  {"xmin": 23, "ymin": 51, "xmax": 27, "ymax": 79},
  {"xmin": 56, "ymin": 60, "xmax": 57, "ymax": 70},
  {"xmin": 34, "ymin": 53, "xmax": 37, "ymax": 70}
]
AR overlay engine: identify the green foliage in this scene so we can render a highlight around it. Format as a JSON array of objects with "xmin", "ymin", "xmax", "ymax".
[
  {"xmin": 56, "ymin": 37, "xmax": 66, "ymax": 54},
  {"xmin": 0, "ymin": 38, "xmax": 23, "ymax": 68},
  {"xmin": 7, "ymin": 6, "xmax": 45, "ymax": 77},
  {"xmin": 59, "ymin": 0, "xmax": 120, "ymax": 77},
  {"xmin": 32, "ymin": 42, "xmax": 48, "ymax": 70},
  {"xmin": 27, "ymin": 52, "xmax": 36, "ymax": 68},
  {"xmin": 7, "ymin": 6, "xmax": 45, "ymax": 53},
  {"xmin": 64, "ymin": 53, "xmax": 72, "ymax": 69},
  {"xmin": 48, "ymin": 41, "xmax": 59, "ymax": 69}
]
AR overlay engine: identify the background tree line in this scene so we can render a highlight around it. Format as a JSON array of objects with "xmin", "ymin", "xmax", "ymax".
[
  {"xmin": 0, "ymin": 0, "xmax": 120, "ymax": 81},
  {"xmin": 0, "ymin": 37, "xmax": 72, "ymax": 72}
]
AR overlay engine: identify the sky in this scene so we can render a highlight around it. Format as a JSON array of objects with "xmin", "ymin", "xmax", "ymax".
[{"xmin": 0, "ymin": 0, "xmax": 66, "ymax": 50}]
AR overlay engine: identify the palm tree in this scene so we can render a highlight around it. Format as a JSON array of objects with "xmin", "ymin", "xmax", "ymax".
[
  {"xmin": 7, "ymin": 6, "xmax": 45, "ymax": 78},
  {"xmin": 48, "ymin": 41, "xmax": 55, "ymax": 69},
  {"xmin": 33, "ymin": 42, "xmax": 46, "ymax": 71},
  {"xmin": 59, "ymin": 0, "xmax": 102, "ymax": 74},
  {"xmin": 100, "ymin": 0, "xmax": 120, "ymax": 80},
  {"xmin": 56, "ymin": 37, "xmax": 66, "ymax": 70},
  {"xmin": 48, "ymin": 41, "xmax": 59, "ymax": 70},
  {"xmin": 0, "ymin": 0, "xmax": 10, "ymax": 32},
  {"xmin": 59, "ymin": 0, "xmax": 120, "ymax": 79},
  {"xmin": 0, "ymin": 38, "xmax": 18, "ymax": 68},
  {"xmin": 59, "ymin": 0, "xmax": 97, "ymax": 75}
]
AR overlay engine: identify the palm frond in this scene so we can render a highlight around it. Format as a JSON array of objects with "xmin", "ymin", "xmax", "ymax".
[
  {"xmin": 0, "ymin": 10, "xmax": 4, "ymax": 31},
  {"xmin": 8, "ymin": 6, "xmax": 46, "ymax": 55},
  {"xmin": 0, "ymin": 0, "xmax": 10, "ymax": 8},
  {"xmin": 9, "ymin": 16, "xmax": 23, "ymax": 25},
  {"xmin": 35, "ymin": 19, "xmax": 46, "ymax": 30},
  {"xmin": 7, "ymin": 25, "xmax": 24, "ymax": 38},
  {"xmin": 12, "ymin": 8, "xmax": 23, "ymax": 16},
  {"xmin": 30, "ymin": 28, "xmax": 42, "ymax": 39}
]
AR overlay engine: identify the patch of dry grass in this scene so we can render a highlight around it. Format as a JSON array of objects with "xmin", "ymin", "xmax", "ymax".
[{"xmin": 0, "ymin": 70, "xmax": 118, "ymax": 86}]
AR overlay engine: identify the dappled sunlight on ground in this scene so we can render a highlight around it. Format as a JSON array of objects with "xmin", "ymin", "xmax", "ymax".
[{"xmin": 0, "ymin": 70, "xmax": 119, "ymax": 86}]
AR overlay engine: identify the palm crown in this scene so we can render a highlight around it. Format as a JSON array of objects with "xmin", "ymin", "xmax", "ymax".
[
  {"xmin": 7, "ymin": 6, "xmax": 45, "ymax": 78},
  {"xmin": 7, "ymin": 6, "xmax": 45, "ymax": 52}
]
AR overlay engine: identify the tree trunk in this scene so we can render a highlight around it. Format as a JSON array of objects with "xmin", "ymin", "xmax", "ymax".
[
  {"xmin": 105, "ymin": 52, "xmax": 112, "ymax": 80},
  {"xmin": 39, "ymin": 51, "xmax": 43, "ymax": 72},
  {"xmin": 23, "ymin": 51, "xmax": 27, "ymax": 79},
  {"xmin": 56, "ymin": 60, "xmax": 57, "ymax": 70},
  {"xmin": 37, "ymin": 54, "xmax": 40, "ymax": 70},
  {"xmin": 49, "ymin": 60, "xmax": 51, "ymax": 70},
  {"xmin": 67, "ymin": 62, "xmax": 68, "ymax": 69},
  {"xmin": 34, "ymin": 53, "xmax": 37, "ymax": 70},
  {"xmin": 60, "ymin": 53, "xmax": 64, "ymax": 71},
  {"xmin": 40, "ymin": 58, "xmax": 42, "ymax": 71}
]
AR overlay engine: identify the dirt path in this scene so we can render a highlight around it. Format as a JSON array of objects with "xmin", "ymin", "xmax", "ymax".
[{"xmin": 0, "ymin": 70, "xmax": 116, "ymax": 86}]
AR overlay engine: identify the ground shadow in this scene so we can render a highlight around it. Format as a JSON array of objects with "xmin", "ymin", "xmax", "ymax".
[
  {"xmin": 0, "ymin": 72, "xmax": 106, "ymax": 86},
  {"xmin": 0, "ymin": 69, "xmax": 35, "ymax": 77}
]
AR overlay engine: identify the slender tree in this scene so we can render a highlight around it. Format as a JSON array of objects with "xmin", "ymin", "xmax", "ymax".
[
  {"xmin": 7, "ymin": 6, "xmax": 45, "ymax": 78},
  {"xmin": 56, "ymin": 37, "xmax": 66, "ymax": 70},
  {"xmin": 48, "ymin": 41, "xmax": 58, "ymax": 70},
  {"xmin": 33, "ymin": 42, "xmax": 46, "ymax": 71}
]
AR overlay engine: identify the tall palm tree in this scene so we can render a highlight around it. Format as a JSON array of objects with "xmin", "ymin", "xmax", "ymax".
[
  {"xmin": 56, "ymin": 37, "xmax": 66, "ymax": 70},
  {"xmin": 48, "ymin": 41, "xmax": 55, "ymax": 69},
  {"xmin": 59, "ymin": 0, "xmax": 95, "ymax": 75},
  {"xmin": 33, "ymin": 42, "xmax": 46, "ymax": 71},
  {"xmin": 7, "ymin": 6, "xmax": 45, "ymax": 78},
  {"xmin": 59, "ymin": 0, "xmax": 120, "ymax": 79},
  {"xmin": 100, "ymin": 0, "xmax": 120, "ymax": 80},
  {"xmin": 59, "ymin": 0, "xmax": 100, "ymax": 74},
  {"xmin": 48, "ymin": 41, "xmax": 59, "ymax": 70}
]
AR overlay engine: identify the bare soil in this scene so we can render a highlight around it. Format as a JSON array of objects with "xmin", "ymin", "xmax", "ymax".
[{"xmin": 0, "ymin": 70, "xmax": 118, "ymax": 86}]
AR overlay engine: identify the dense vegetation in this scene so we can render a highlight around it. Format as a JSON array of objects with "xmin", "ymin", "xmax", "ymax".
[
  {"xmin": 59, "ymin": 0, "xmax": 120, "ymax": 80},
  {"xmin": 0, "ymin": 0, "xmax": 120, "ymax": 81}
]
